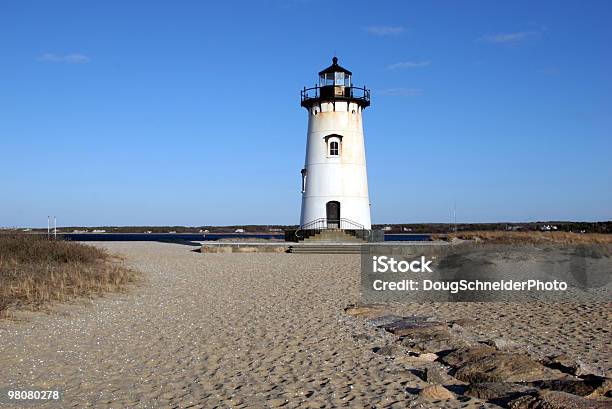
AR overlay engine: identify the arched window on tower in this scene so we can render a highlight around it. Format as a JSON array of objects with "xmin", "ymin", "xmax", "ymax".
[
  {"xmin": 329, "ymin": 141, "xmax": 339, "ymax": 156},
  {"xmin": 325, "ymin": 134, "xmax": 342, "ymax": 157}
]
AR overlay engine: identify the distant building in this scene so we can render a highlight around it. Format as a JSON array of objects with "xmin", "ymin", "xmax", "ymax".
[
  {"xmin": 92, "ymin": 229, "xmax": 106, "ymax": 233},
  {"xmin": 235, "ymin": 228, "xmax": 245, "ymax": 233},
  {"xmin": 382, "ymin": 226, "xmax": 392, "ymax": 231}
]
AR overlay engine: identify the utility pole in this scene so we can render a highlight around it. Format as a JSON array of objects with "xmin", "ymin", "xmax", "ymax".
[
  {"xmin": 47, "ymin": 216, "xmax": 50, "ymax": 239},
  {"xmin": 53, "ymin": 216, "xmax": 57, "ymax": 239}
]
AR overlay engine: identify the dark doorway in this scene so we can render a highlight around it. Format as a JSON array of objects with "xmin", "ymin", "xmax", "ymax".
[{"xmin": 326, "ymin": 201, "xmax": 340, "ymax": 228}]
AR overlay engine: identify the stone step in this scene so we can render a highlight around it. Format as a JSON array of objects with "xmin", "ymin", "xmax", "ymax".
[
  {"xmin": 289, "ymin": 245, "xmax": 363, "ymax": 254},
  {"xmin": 303, "ymin": 229, "xmax": 367, "ymax": 243},
  {"xmin": 307, "ymin": 237, "xmax": 364, "ymax": 243}
]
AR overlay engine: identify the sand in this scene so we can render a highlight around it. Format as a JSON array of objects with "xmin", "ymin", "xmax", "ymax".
[{"xmin": 0, "ymin": 241, "xmax": 609, "ymax": 408}]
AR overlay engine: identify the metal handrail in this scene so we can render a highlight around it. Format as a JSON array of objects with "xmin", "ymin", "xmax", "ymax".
[
  {"xmin": 300, "ymin": 85, "xmax": 370, "ymax": 105},
  {"xmin": 339, "ymin": 218, "xmax": 365, "ymax": 230},
  {"xmin": 301, "ymin": 218, "xmax": 326, "ymax": 230},
  {"xmin": 293, "ymin": 217, "xmax": 371, "ymax": 242},
  {"xmin": 300, "ymin": 217, "xmax": 366, "ymax": 231}
]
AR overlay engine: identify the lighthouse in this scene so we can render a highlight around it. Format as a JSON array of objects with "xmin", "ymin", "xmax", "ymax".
[{"xmin": 299, "ymin": 57, "xmax": 372, "ymax": 231}]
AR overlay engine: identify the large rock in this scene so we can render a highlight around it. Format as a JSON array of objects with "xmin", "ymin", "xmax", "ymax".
[
  {"xmin": 587, "ymin": 378, "xmax": 612, "ymax": 399},
  {"xmin": 443, "ymin": 347, "xmax": 565, "ymax": 383},
  {"xmin": 440, "ymin": 345, "xmax": 497, "ymax": 368},
  {"xmin": 412, "ymin": 352, "xmax": 439, "ymax": 362},
  {"xmin": 541, "ymin": 353, "xmax": 606, "ymax": 377},
  {"xmin": 395, "ymin": 352, "xmax": 439, "ymax": 366},
  {"xmin": 379, "ymin": 317, "xmax": 478, "ymax": 354},
  {"xmin": 465, "ymin": 382, "xmax": 537, "ymax": 405},
  {"xmin": 530, "ymin": 376, "xmax": 605, "ymax": 397},
  {"xmin": 394, "ymin": 323, "xmax": 472, "ymax": 353},
  {"xmin": 366, "ymin": 314, "xmax": 406, "ymax": 327},
  {"xmin": 419, "ymin": 384, "xmax": 455, "ymax": 400},
  {"xmin": 423, "ymin": 364, "xmax": 463, "ymax": 385},
  {"xmin": 455, "ymin": 352, "xmax": 565, "ymax": 383},
  {"xmin": 510, "ymin": 390, "xmax": 611, "ymax": 409},
  {"xmin": 344, "ymin": 304, "xmax": 390, "ymax": 318}
]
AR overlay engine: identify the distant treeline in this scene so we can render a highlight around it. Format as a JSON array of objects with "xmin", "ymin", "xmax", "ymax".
[
  {"xmin": 23, "ymin": 225, "xmax": 298, "ymax": 234},
  {"xmin": 15, "ymin": 221, "xmax": 612, "ymax": 234},
  {"xmin": 373, "ymin": 221, "xmax": 612, "ymax": 234}
]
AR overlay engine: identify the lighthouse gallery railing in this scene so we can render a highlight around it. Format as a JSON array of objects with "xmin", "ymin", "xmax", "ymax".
[{"xmin": 300, "ymin": 85, "xmax": 370, "ymax": 107}]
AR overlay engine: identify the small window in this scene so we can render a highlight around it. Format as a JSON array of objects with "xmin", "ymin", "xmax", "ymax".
[
  {"xmin": 334, "ymin": 72, "xmax": 345, "ymax": 86},
  {"xmin": 329, "ymin": 141, "xmax": 339, "ymax": 156},
  {"xmin": 324, "ymin": 134, "xmax": 343, "ymax": 157},
  {"xmin": 301, "ymin": 169, "xmax": 307, "ymax": 193}
]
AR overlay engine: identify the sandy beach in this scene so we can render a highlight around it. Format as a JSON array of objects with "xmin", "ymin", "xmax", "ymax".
[{"xmin": 1, "ymin": 241, "xmax": 610, "ymax": 408}]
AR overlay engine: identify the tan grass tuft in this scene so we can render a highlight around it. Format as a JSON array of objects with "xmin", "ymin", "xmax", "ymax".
[
  {"xmin": 0, "ymin": 234, "xmax": 139, "ymax": 316},
  {"xmin": 433, "ymin": 230, "xmax": 612, "ymax": 245}
]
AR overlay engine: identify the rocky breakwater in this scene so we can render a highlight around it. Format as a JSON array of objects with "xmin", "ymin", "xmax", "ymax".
[{"xmin": 345, "ymin": 304, "xmax": 611, "ymax": 408}]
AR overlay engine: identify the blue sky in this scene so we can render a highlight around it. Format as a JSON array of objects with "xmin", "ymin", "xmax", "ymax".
[{"xmin": 1, "ymin": 0, "xmax": 611, "ymax": 227}]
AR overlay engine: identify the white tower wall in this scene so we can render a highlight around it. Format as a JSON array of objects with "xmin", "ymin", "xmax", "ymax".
[{"xmin": 300, "ymin": 101, "xmax": 371, "ymax": 229}]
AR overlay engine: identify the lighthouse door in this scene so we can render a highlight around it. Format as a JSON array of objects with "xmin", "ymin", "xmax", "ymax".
[{"xmin": 326, "ymin": 201, "xmax": 340, "ymax": 229}]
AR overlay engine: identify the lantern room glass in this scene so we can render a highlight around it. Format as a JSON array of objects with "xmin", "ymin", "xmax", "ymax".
[
  {"xmin": 320, "ymin": 73, "xmax": 351, "ymax": 87},
  {"xmin": 334, "ymin": 72, "xmax": 344, "ymax": 86}
]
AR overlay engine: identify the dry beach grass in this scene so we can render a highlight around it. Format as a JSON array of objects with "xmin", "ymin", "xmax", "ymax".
[
  {"xmin": 0, "ymin": 241, "xmax": 610, "ymax": 408},
  {"xmin": 433, "ymin": 230, "xmax": 612, "ymax": 245},
  {"xmin": 0, "ymin": 235, "xmax": 138, "ymax": 315}
]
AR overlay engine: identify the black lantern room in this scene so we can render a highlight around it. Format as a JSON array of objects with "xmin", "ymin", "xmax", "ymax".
[{"xmin": 301, "ymin": 57, "xmax": 370, "ymax": 109}]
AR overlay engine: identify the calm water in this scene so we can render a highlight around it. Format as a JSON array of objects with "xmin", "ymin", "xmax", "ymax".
[{"xmin": 61, "ymin": 232, "xmax": 431, "ymax": 244}]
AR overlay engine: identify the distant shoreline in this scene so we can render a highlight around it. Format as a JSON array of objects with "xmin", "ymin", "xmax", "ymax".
[{"xmin": 2, "ymin": 220, "xmax": 610, "ymax": 235}]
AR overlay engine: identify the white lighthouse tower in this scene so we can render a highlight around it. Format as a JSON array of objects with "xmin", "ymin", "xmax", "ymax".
[{"xmin": 299, "ymin": 57, "xmax": 372, "ymax": 232}]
